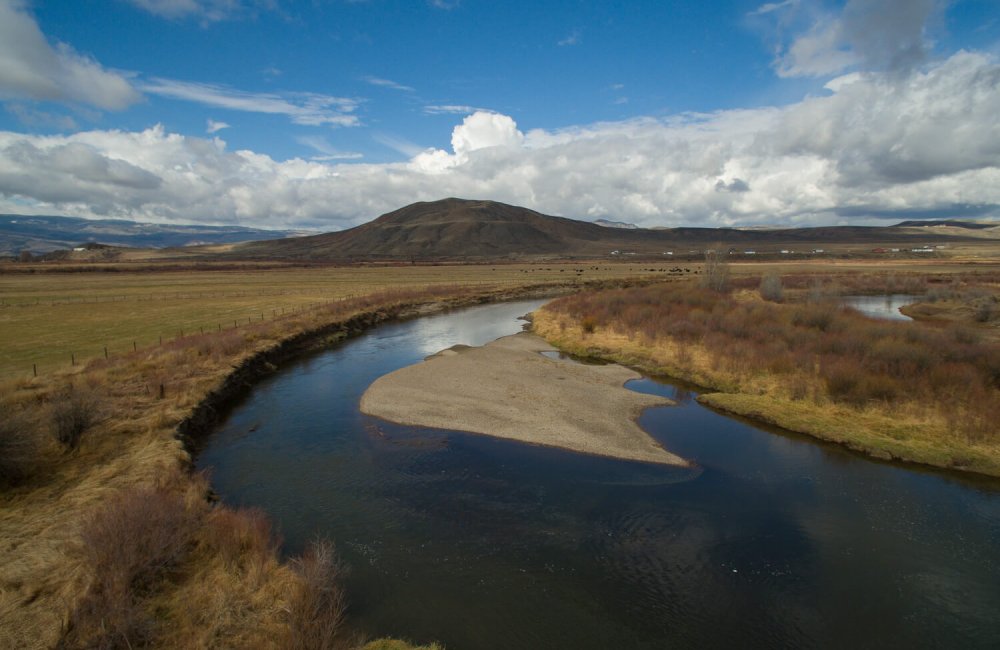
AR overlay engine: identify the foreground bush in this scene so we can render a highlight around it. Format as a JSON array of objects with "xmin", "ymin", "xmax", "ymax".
[
  {"xmin": 0, "ymin": 408, "xmax": 48, "ymax": 487},
  {"xmin": 61, "ymin": 486, "xmax": 203, "ymax": 649}
]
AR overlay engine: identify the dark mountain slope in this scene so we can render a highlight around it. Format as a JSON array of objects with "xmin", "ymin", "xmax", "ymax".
[{"xmin": 235, "ymin": 198, "xmax": 985, "ymax": 260}]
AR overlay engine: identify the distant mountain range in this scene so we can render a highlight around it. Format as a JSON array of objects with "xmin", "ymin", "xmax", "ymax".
[
  {"xmin": 233, "ymin": 198, "xmax": 996, "ymax": 261},
  {"xmin": 4, "ymin": 202, "xmax": 995, "ymax": 261},
  {"xmin": 0, "ymin": 214, "xmax": 302, "ymax": 255}
]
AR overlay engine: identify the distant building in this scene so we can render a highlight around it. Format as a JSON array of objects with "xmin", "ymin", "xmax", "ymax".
[{"xmin": 871, "ymin": 247, "xmax": 888, "ymax": 253}]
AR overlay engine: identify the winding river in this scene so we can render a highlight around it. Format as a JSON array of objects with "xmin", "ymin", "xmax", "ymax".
[{"xmin": 196, "ymin": 299, "xmax": 1000, "ymax": 649}]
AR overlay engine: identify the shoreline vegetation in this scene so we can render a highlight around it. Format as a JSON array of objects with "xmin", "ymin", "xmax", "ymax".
[
  {"xmin": 533, "ymin": 275, "xmax": 1000, "ymax": 478},
  {"xmin": 360, "ymin": 332, "xmax": 686, "ymax": 466},
  {"xmin": 1, "ymin": 276, "xmax": 647, "ymax": 649}
]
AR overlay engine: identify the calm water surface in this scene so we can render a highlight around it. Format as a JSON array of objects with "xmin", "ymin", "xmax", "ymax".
[
  {"xmin": 197, "ymin": 299, "xmax": 1000, "ymax": 649},
  {"xmin": 842, "ymin": 294, "xmax": 919, "ymax": 321}
]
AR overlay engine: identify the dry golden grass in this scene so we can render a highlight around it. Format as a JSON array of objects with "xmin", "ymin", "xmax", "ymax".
[
  {"xmin": 1, "ymin": 268, "xmax": 649, "ymax": 649},
  {"xmin": 0, "ymin": 262, "xmax": 662, "ymax": 378}
]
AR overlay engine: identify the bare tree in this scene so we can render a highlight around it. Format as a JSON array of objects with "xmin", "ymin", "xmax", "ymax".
[{"xmin": 700, "ymin": 245, "xmax": 730, "ymax": 292}]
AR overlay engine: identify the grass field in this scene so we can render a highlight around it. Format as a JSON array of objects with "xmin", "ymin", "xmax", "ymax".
[{"xmin": 0, "ymin": 263, "xmax": 667, "ymax": 379}]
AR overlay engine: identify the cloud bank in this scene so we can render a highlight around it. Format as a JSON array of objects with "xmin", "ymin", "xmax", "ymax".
[{"xmin": 1, "ymin": 52, "xmax": 998, "ymax": 229}]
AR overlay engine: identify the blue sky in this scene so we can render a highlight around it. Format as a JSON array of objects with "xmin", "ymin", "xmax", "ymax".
[{"xmin": 0, "ymin": 0, "xmax": 998, "ymax": 230}]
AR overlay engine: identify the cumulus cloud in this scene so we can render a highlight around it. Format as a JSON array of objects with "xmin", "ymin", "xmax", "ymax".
[
  {"xmin": 0, "ymin": 0, "xmax": 140, "ymax": 110},
  {"xmin": 766, "ymin": 0, "xmax": 939, "ymax": 78},
  {"xmin": 0, "ymin": 52, "xmax": 997, "ymax": 229},
  {"xmin": 141, "ymin": 78, "xmax": 360, "ymax": 127}
]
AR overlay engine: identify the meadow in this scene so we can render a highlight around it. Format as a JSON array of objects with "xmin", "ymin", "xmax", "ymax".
[{"xmin": 0, "ymin": 263, "xmax": 657, "ymax": 379}]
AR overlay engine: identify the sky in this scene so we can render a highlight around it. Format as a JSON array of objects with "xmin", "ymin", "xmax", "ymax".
[{"xmin": 0, "ymin": 0, "xmax": 998, "ymax": 231}]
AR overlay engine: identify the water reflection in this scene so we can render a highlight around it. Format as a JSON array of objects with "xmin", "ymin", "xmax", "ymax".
[
  {"xmin": 198, "ymin": 299, "xmax": 1000, "ymax": 650},
  {"xmin": 842, "ymin": 294, "xmax": 918, "ymax": 321}
]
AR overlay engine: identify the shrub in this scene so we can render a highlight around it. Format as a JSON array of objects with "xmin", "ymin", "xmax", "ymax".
[
  {"xmin": 62, "ymin": 486, "xmax": 202, "ymax": 649},
  {"xmin": 285, "ymin": 539, "xmax": 348, "ymax": 650},
  {"xmin": 0, "ymin": 409, "xmax": 45, "ymax": 487},
  {"xmin": 759, "ymin": 273, "xmax": 783, "ymax": 302},
  {"xmin": 580, "ymin": 315, "xmax": 598, "ymax": 334},
  {"xmin": 50, "ymin": 386, "xmax": 102, "ymax": 449}
]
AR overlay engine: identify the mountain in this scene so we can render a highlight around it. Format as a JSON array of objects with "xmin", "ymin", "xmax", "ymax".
[
  {"xmin": 234, "ymin": 198, "xmax": 988, "ymax": 261},
  {"xmin": 237, "ymin": 198, "xmax": 618, "ymax": 259},
  {"xmin": 0, "ymin": 214, "xmax": 302, "ymax": 255}
]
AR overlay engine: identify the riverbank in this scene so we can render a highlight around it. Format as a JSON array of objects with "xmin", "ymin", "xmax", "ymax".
[
  {"xmin": 361, "ymin": 332, "xmax": 685, "ymax": 466},
  {"xmin": 2, "ymin": 278, "xmax": 646, "ymax": 649},
  {"xmin": 533, "ymin": 283, "xmax": 1000, "ymax": 478}
]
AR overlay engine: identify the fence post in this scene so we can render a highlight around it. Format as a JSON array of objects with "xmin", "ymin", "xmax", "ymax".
[
  {"xmin": 71, "ymin": 353, "xmax": 75, "ymax": 366},
  {"xmin": 33, "ymin": 363, "xmax": 36, "ymax": 377},
  {"xmin": 104, "ymin": 346, "xmax": 108, "ymax": 359},
  {"xmin": 133, "ymin": 341, "xmax": 137, "ymax": 352}
]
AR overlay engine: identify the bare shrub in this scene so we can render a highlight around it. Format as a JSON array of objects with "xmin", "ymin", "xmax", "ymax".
[
  {"xmin": 759, "ymin": 273, "xmax": 783, "ymax": 302},
  {"xmin": 0, "ymin": 408, "xmax": 46, "ymax": 487},
  {"xmin": 284, "ymin": 539, "xmax": 348, "ymax": 650},
  {"xmin": 580, "ymin": 315, "xmax": 598, "ymax": 334},
  {"xmin": 201, "ymin": 506, "xmax": 278, "ymax": 571},
  {"xmin": 62, "ymin": 487, "xmax": 202, "ymax": 649},
  {"xmin": 50, "ymin": 386, "xmax": 102, "ymax": 449}
]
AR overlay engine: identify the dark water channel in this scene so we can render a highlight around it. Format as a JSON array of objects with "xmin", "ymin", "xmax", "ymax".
[{"xmin": 197, "ymin": 299, "xmax": 1000, "ymax": 649}]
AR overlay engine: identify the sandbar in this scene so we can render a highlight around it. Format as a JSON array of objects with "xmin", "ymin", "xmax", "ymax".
[{"xmin": 360, "ymin": 332, "xmax": 687, "ymax": 466}]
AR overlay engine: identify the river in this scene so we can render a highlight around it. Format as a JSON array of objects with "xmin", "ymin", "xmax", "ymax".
[{"xmin": 196, "ymin": 298, "xmax": 1000, "ymax": 649}]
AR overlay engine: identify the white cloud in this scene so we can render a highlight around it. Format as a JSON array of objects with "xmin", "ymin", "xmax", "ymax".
[
  {"xmin": 0, "ymin": 52, "xmax": 997, "ymax": 229},
  {"xmin": 0, "ymin": 0, "xmax": 140, "ymax": 110},
  {"xmin": 296, "ymin": 135, "xmax": 363, "ymax": 161},
  {"xmin": 206, "ymin": 119, "xmax": 230, "ymax": 133},
  {"xmin": 423, "ymin": 104, "xmax": 489, "ymax": 115},
  {"xmin": 749, "ymin": 0, "xmax": 799, "ymax": 16},
  {"xmin": 124, "ymin": 0, "xmax": 269, "ymax": 23},
  {"xmin": 450, "ymin": 111, "xmax": 523, "ymax": 156},
  {"xmin": 771, "ymin": 0, "xmax": 938, "ymax": 78},
  {"xmin": 141, "ymin": 78, "xmax": 360, "ymax": 127},
  {"xmin": 558, "ymin": 30, "xmax": 581, "ymax": 47},
  {"xmin": 363, "ymin": 76, "xmax": 415, "ymax": 92}
]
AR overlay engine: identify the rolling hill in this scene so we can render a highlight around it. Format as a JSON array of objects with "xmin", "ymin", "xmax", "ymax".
[{"xmin": 234, "ymin": 198, "xmax": 991, "ymax": 261}]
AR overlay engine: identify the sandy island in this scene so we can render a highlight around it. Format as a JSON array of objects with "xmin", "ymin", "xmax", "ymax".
[{"xmin": 360, "ymin": 332, "xmax": 687, "ymax": 466}]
